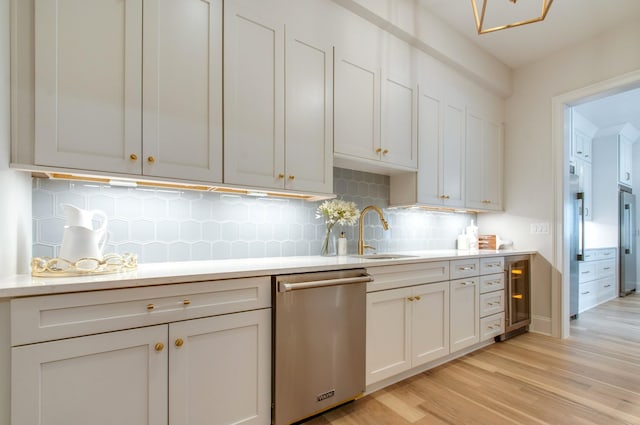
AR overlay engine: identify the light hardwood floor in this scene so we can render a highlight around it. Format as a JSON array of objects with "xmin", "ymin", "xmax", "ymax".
[{"xmin": 305, "ymin": 294, "xmax": 640, "ymax": 425}]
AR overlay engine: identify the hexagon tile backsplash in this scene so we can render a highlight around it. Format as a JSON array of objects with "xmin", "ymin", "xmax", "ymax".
[{"xmin": 32, "ymin": 168, "xmax": 475, "ymax": 263}]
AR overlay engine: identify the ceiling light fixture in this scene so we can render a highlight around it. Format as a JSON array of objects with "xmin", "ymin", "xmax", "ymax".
[{"xmin": 471, "ymin": 0, "xmax": 553, "ymax": 35}]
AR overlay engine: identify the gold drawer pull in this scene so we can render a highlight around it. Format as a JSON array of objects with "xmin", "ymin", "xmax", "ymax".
[
  {"xmin": 414, "ymin": 295, "xmax": 421, "ymax": 301},
  {"xmin": 147, "ymin": 304, "xmax": 155, "ymax": 311},
  {"xmin": 130, "ymin": 153, "xmax": 138, "ymax": 161},
  {"xmin": 154, "ymin": 342, "xmax": 164, "ymax": 352},
  {"xmin": 407, "ymin": 297, "xmax": 415, "ymax": 301},
  {"xmin": 382, "ymin": 149, "xmax": 389, "ymax": 155},
  {"xmin": 376, "ymin": 148, "xmax": 382, "ymax": 153},
  {"xmin": 183, "ymin": 299, "xmax": 191, "ymax": 306},
  {"xmin": 278, "ymin": 173, "xmax": 285, "ymax": 179},
  {"xmin": 288, "ymin": 175, "xmax": 295, "ymax": 180},
  {"xmin": 175, "ymin": 338, "xmax": 184, "ymax": 347},
  {"xmin": 147, "ymin": 156, "xmax": 155, "ymax": 163}
]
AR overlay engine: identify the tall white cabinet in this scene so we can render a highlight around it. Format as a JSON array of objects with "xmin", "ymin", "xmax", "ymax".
[
  {"xmin": 33, "ymin": 0, "xmax": 223, "ymax": 182},
  {"xmin": 466, "ymin": 111, "xmax": 503, "ymax": 211},
  {"xmin": 224, "ymin": 0, "xmax": 333, "ymax": 193}
]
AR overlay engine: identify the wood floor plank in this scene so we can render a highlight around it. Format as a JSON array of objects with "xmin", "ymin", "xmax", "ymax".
[{"xmin": 301, "ymin": 293, "xmax": 640, "ymax": 424}]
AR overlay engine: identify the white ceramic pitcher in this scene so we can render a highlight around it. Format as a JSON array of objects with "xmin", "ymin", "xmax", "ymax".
[
  {"xmin": 60, "ymin": 225, "xmax": 109, "ymax": 262},
  {"xmin": 62, "ymin": 204, "xmax": 108, "ymax": 233}
]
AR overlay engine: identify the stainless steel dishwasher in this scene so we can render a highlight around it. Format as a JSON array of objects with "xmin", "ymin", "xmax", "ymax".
[{"xmin": 273, "ymin": 269, "xmax": 373, "ymax": 425}]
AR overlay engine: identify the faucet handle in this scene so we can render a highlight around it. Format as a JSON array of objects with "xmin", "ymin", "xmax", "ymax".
[{"xmin": 363, "ymin": 244, "xmax": 376, "ymax": 253}]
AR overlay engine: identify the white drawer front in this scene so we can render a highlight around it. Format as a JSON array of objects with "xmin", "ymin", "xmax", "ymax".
[
  {"xmin": 366, "ymin": 261, "xmax": 449, "ymax": 292},
  {"xmin": 578, "ymin": 281, "xmax": 597, "ymax": 313},
  {"xmin": 479, "ymin": 257, "xmax": 504, "ymax": 276},
  {"xmin": 582, "ymin": 250, "xmax": 596, "ymax": 261},
  {"xmin": 595, "ymin": 248, "xmax": 616, "ymax": 260},
  {"xmin": 598, "ymin": 278, "xmax": 617, "ymax": 303},
  {"xmin": 480, "ymin": 291, "xmax": 504, "ymax": 317},
  {"xmin": 479, "ymin": 273, "xmax": 505, "ymax": 294},
  {"xmin": 11, "ymin": 277, "xmax": 271, "ymax": 346},
  {"xmin": 596, "ymin": 260, "xmax": 615, "ymax": 279},
  {"xmin": 450, "ymin": 259, "xmax": 480, "ymax": 280},
  {"xmin": 578, "ymin": 262, "xmax": 597, "ymax": 283},
  {"xmin": 480, "ymin": 312, "xmax": 504, "ymax": 341}
]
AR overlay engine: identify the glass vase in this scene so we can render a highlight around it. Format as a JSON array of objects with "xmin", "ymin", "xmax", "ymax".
[{"xmin": 321, "ymin": 228, "xmax": 334, "ymax": 256}]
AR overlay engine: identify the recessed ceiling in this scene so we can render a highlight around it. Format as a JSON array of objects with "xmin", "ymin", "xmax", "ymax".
[{"xmin": 418, "ymin": 0, "xmax": 640, "ymax": 69}]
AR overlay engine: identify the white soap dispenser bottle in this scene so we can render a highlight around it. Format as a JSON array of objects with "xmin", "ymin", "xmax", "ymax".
[{"xmin": 337, "ymin": 232, "xmax": 347, "ymax": 256}]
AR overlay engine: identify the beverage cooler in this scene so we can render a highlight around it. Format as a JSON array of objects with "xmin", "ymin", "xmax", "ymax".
[{"xmin": 499, "ymin": 255, "xmax": 531, "ymax": 340}]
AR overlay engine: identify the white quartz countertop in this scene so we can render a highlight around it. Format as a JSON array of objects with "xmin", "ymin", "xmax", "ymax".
[{"xmin": 0, "ymin": 249, "xmax": 535, "ymax": 298}]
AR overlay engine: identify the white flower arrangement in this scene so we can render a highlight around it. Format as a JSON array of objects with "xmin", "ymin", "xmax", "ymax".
[
  {"xmin": 316, "ymin": 200, "xmax": 360, "ymax": 255},
  {"xmin": 316, "ymin": 199, "xmax": 360, "ymax": 227}
]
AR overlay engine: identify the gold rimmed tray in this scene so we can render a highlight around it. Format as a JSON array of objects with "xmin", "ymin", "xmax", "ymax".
[{"xmin": 31, "ymin": 253, "xmax": 138, "ymax": 277}]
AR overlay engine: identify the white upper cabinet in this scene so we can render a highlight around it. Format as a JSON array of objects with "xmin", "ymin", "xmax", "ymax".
[
  {"xmin": 466, "ymin": 111, "xmax": 504, "ymax": 211},
  {"xmin": 224, "ymin": 0, "xmax": 333, "ymax": 193},
  {"xmin": 34, "ymin": 0, "xmax": 223, "ymax": 182},
  {"xmin": 572, "ymin": 129, "xmax": 592, "ymax": 162},
  {"xmin": 334, "ymin": 26, "xmax": 417, "ymax": 173},
  {"xmin": 619, "ymin": 134, "xmax": 633, "ymax": 187}
]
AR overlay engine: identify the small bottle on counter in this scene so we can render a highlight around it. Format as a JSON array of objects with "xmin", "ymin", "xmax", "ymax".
[
  {"xmin": 337, "ymin": 232, "xmax": 347, "ymax": 256},
  {"xmin": 466, "ymin": 219, "xmax": 478, "ymax": 250}
]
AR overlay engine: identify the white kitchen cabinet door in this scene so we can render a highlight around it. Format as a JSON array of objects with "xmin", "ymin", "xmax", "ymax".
[
  {"xmin": 619, "ymin": 135, "xmax": 633, "ymax": 187},
  {"xmin": 466, "ymin": 112, "xmax": 503, "ymax": 211},
  {"xmin": 411, "ymin": 282, "xmax": 450, "ymax": 367},
  {"xmin": 573, "ymin": 129, "xmax": 592, "ymax": 162},
  {"xmin": 169, "ymin": 309, "xmax": 271, "ymax": 425},
  {"xmin": 34, "ymin": 0, "xmax": 142, "ymax": 174},
  {"xmin": 224, "ymin": 0, "xmax": 285, "ymax": 189},
  {"xmin": 284, "ymin": 28, "xmax": 333, "ymax": 193},
  {"xmin": 380, "ymin": 36, "xmax": 417, "ymax": 169},
  {"xmin": 441, "ymin": 101, "xmax": 466, "ymax": 207},
  {"xmin": 577, "ymin": 159, "xmax": 593, "ymax": 220},
  {"xmin": 450, "ymin": 278, "xmax": 479, "ymax": 353},
  {"xmin": 366, "ymin": 287, "xmax": 411, "ymax": 385},
  {"xmin": 12, "ymin": 325, "xmax": 168, "ymax": 425},
  {"xmin": 142, "ymin": 0, "xmax": 223, "ymax": 183}
]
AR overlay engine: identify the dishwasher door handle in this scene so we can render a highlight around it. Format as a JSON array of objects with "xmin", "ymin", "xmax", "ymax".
[{"xmin": 278, "ymin": 274, "xmax": 373, "ymax": 292}]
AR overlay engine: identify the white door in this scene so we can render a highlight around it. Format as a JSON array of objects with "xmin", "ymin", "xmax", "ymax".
[
  {"xmin": 450, "ymin": 278, "xmax": 480, "ymax": 352},
  {"xmin": 169, "ymin": 309, "xmax": 271, "ymax": 425},
  {"xmin": 224, "ymin": 0, "xmax": 285, "ymax": 189},
  {"xmin": 411, "ymin": 282, "xmax": 450, "ymax": 366},
  {"xmin": 12, "ymin": 325, "xmax": 168, "ymax": 425},
  {"xmin": 366, "ymin": 287, "xmax": 411, "ymax": 385},
  {"xmin": 34, "ymin": 0, "xmax": 142, "ymax": 174},
  {"xmin": 466, "ymin": 113, "xmax": 503, "ymax": 211},
  {"xmin": 284, "ymin": 28, "xmax": 333, "ymax": 193},
  {"xmin": 334, "ymin": 41, "xmax": 381, "ymax": 162},
  {"xmin": 380, "ymin": 36, "xmax": 417, "ymax": 169},
  {"xmin": 619, "ymin": 135, "xmax": 633, "ymax": 186},
  {"xmin": 143, "ymin": 0, "xmax": 223, "ymax": 183},
  {"xmin": 441, "ymin": 100, "xmax": 466, "ymax": 207},
  {"xmin": 417, "ymin": 90, "xmax": 443, "ymax": 205}
]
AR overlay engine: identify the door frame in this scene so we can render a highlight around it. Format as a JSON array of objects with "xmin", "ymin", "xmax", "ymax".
[{"xmin": 551, "ymin": 69, "xmax": 640, "ymax": 338}]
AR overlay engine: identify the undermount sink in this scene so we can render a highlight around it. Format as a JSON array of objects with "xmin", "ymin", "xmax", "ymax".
[{"xmin": 353, "ymin": 254, "xmax": 418, "ymax": 260}]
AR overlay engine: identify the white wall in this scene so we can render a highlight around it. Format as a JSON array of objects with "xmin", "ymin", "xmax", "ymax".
[{"xmin": 478, "ymin": 18, "xmax": 640, "ymax": 336}]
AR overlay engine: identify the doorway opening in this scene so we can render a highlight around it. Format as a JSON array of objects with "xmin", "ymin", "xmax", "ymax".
[{"xmin": 553, "ymin": 70, "xmax": 640, "ymax": 338}]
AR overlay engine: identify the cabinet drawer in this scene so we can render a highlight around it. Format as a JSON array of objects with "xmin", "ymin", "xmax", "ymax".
[
  {"xmin": 596, "ymin": 260, "xmax": 615, "ymax": 279},
  {"xmin": 578, "ymin": 262, "xmax": 597, "ymax": 283},
  {"xmin": 479, "ymin": 273, "xmax": 504, "ymax": 294},
  {"xmin": 595, "ymin": 248, "xmax": 616, "ymax": 260},
  {"xmin": 480, "ymin": 291, "xmax": 504, "ymax": 317},
  {"xmin": 480, "ymin": 312, "xmax": 504, "ymax": 341},
  {"xmin": 11, "ymin": 277, "xmax": 271, "ymax": 346},
  {"xmin": 450, "ymin": 259, "xmax": 480, "ymax": 280},
  {"xmin": 578, "ymin": 281, "xmax": 597, "ymax": 313},
  {"xmin": 366, "ymin": 261, "xmax": 449, "ymax": 292},
  {"xmin": 597, "ymin": 278, "xmax": 617, "ymax": 303},
  {"xmin": 479, "ymin": 257, "xmax": 504, "ymax": 276},
  {"xmin": 582, "ymin": 250, "xmax": 596, "ymax": 261}
]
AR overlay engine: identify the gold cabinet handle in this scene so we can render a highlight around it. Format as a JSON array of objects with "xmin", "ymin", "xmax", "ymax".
[
  {"xmin": 183, "ymin": 299, "xmax": 191, "ymax": 306},
  {"xmin": 375, "ymin": 148, "xmax": 382, "ymax": 153},
  {"xmin": 175, "ymin": 338, "xmax": 184, "ymax": 347},
  {"xmin": 382, "ymin": 149, "xmax": 389, "ymax": 155},
  {"xmin": 288, "ymin": 175, "xmax": 295, "ymax": 181},
  {"xmin": 414, "ymin": 295, "xmax": 421, "ymax": 301},
  {"xmin": 278, "ymin": 173, "xmax": 285, "ymax": 179},
  {"xmin": 147, "ymin": 303, "xmax": 155, "ymax": 311},
  {"xmin": 407, "ymin": 297, "xmax": 415, "ymax": 301},
  {"xmin": 154, "ymin": 342, "xmax": 164, "ymax": 352},
  {"xmin": 130, "ymin": 153, "xmax": 138, "ymax": 161},
  {"xmin": 147, "ymin": 156, "xmax": 155, "ymax": 163}
]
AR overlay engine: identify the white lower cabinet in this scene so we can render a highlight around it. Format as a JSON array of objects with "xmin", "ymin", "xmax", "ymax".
[
  {"xmin": 449, "ymin": 277, "xmax": 480, "ymax": 352},
  {"xmin": 11, "ymin": 278, "xmax": 272, "ymax": 425},
  {"xmin": 366, "ymin": 281, "xmax": 449, "ymax": 385},
  {"xmin": 578, "ymin": 248, "xmax": 617, "ymax": 313}
]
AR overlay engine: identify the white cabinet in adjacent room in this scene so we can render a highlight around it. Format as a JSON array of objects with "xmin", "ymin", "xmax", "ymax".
[
  {"xmin": 33, "ymin": 0, "xmax": 223, "ymax": 183},
  {"xmin": 619, "ymin": 134, "xmax": 633, "ymax": 187},
  {"xmin": 224, "ymin": 0, "xmax": 333, "ymax": 193}
]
